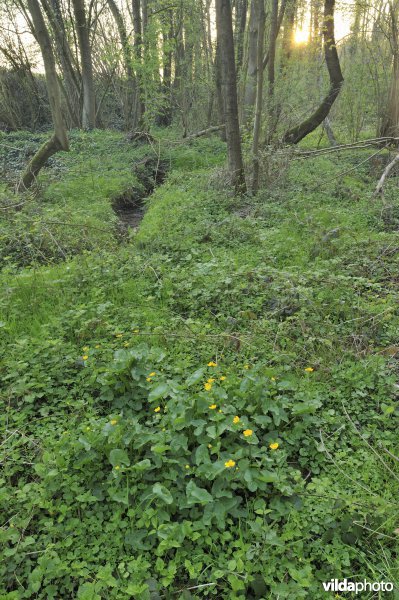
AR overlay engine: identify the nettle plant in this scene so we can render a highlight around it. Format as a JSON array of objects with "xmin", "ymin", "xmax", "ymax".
[{"xmin": 39, "ymin": 345, "xmax": 324, "ymax": 523}]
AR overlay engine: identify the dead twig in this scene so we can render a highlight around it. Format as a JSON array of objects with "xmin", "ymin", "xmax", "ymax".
[{"xmin": 374, "ymin": 151, "xmax": 399, "ymax": 196}]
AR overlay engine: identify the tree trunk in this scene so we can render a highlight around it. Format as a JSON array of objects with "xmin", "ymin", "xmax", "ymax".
[
  {"xmin": 243, "ymin": 0, "xmax": 258, "ymax": 115},
  {"xmin": 107, "ymin": 0, "xmax": 137, "ymax": 129},
  {"xmin": 40, "ymin": 0, "xmax": 81, "ymax": 127},
  {"xmin": 252, "ymin": 0, "xmax": 265, "ymax": 194},
  {"xmin": 21, "ymin": 0, "xmax": 69, "ymax": 189},
  {"xmin": 235, "ymin": 0, "xmax": 247, "ymax": 71},
  {"xmin": 216, "ymin": 0, "xmax": 246, "ymax": 194},
  {"xmin": 72, "ymin": 0, "xmax": 96, "ymax": 129},
  {"xmin": 132, "ymin": 0, "xmax": 146, "ymax": 124},
  {"xmin": 379, "ymin": 1, "xmax": 399, "ymax": 137},
  {"xmin": 282, "ymin": 0, "xmax": 344, "ymax": 144}
]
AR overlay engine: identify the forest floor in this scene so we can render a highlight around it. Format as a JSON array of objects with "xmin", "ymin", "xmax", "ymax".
[{"xmin": 1, "ymin": 130, "xmax": 399, "ymax": 599}]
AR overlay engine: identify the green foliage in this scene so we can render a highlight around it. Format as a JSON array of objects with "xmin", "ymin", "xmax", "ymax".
[{"xmin": 1, "ymin": 132, "xmax": 399, "ymax": 598}]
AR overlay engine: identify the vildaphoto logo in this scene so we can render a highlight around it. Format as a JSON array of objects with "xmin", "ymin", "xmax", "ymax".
[{"xmin": 322, "ymin": 579, "xmax": 394, "ymax": 594}]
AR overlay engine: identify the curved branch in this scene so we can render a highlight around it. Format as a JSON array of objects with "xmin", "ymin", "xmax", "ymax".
[{"xmin": 282, "ymin": 0, "xmax": 344, "ymax": 145}]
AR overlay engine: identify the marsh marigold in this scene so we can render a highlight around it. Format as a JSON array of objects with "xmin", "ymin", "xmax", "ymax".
[{"xmin": 224, "ymin": 459, "xmax": 236, "ymax": 468}]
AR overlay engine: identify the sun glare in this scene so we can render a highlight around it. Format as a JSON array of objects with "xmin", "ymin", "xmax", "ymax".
[{"xmin": 294, "ymin": 27, "xmax": 310, "ymax": 45}]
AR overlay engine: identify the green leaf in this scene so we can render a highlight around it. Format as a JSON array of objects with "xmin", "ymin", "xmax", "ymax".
[
  {"xmin": 256, "ymin": 470, "xmax": 278, "ymax": 483},
  {"xmin": 109, "ymin": 448, "xmax": 130, "ymax": 466},
  {"xmin": 76, "ymin": 583, "xmax": 101, "ymax": 600},
  {"xmin": 148, "ymin": 383, "xmax": 169, "ymax": 401},
  {"xmin": 186, "ymin": 480, "xmax": 213, "ymax": 505},
  {"xmin": 109, "ymin": 489, "xmax": 128, "ymax": 505},
  {"xmin": 152, "ymin": 483, "xmax": 173, "ymax": 504},
  {"xmin": 133, "ymin": 459, "xmax": 151, "ymax": 471},
  {"xmin": 185, "ymin": 368, "xmax": 205, "ymax": 387}
]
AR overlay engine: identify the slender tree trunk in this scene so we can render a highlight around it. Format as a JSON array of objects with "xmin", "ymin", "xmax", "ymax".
[
  {"xmin": 107, "ymin": 0, "xmax": 137, "ymax": 129},
  {"xmin": 379, "ymin": 1, "xmax": 399, "ymax": 137},
  {"xmin": 72, "ymin": 0, "xmax": 96, "ymax": 129},
  {"xmin": 216, "ymin": 0, "xmax": 246, "ymax": 194},
  {"xmin": 262, "ymin": 0, "xmax": 287, "ymax": 69},
  {"xmin": 243, "ymin": 0, "xmax": 258, "ymax": 115},
  {"xmin": 281, "ymin": 0, "xmax": 296, "ymax": 70},
  {"xmin": 21, "ymin": 0, "xmax": 69, "ymax": 189},
  {"xmin": 132, "ymin": 0, "xmax": 146, "ymax": 125},
  {"xmin": 40, "ymin": 0, "xmax": 80, "ymax": 127},
  {"xmin": 282, "ymin": 0, "xmax": 344, "ymax": 144},
  {"xmin": 235, "ymin": 0, "xmax": 248, "ymax": 71},
  {"xmin": 252, "ymin": 0, "xmax": 265, "ymax": 194}
]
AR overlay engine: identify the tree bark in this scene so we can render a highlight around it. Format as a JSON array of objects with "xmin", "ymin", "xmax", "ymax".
[
  {"xmin": 379, "ymin": 1, "xmax": 399, "ymax": 137},
  {"xmin": 40, "ymin": 0, "xmax": 81, "ymax": 127},
  {"xmin": 216, "ymin": 0, "xmax": 246, "ymax": 194},
  {"xmin": 107, "ymin": 0, "xmax": 137, "ymax": 129},
  {"xmin": 282, "ymin": 0, "xmax": 344, "ymax": 144},
  {"xmin": 21, "ymin": 0, "xmax": 69, "ymax": 189},
  {"xmin": 243, "ymin": 0, "xmax": 258, "ymax": 114},
  {"xmin": 252, "ymin": 0, "xmax": 265, "ymax": 194},
  {"xmin": 72, "ymin": 0, "xmax": 96, "ymax": 129},
  {"xmin": 132, "ymin": 0, "xmax": 146, "ymax": 124},
  {"xmin": 268, "ymin": 0, "xmax": 279, "ymax": 97},
  {"xmin": 235, "ymin": 0, "xmax": 247, "ymax": 71}
]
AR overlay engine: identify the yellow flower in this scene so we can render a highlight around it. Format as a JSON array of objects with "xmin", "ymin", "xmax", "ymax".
[
  {"xmin": 114, "ymin": 465, "xmax": 120, "ymax": 470},
  {"xmin": 82, "ymin": 355, "xmax": 89, "ymax": 360},
  {"xmin": 207, "ymin": 377, "xmax": 216, "ymax": 384},
  {"xmin": 154, "ymin": 406, "xmax": 161, "ymax": 413},
  {"xmin": 207, "ymin": 361, "xmax": 217, "ymax": 367},
  {"xmin": 244, "ymin": 364, "xmax": 250, "ymax": 370},
  {"xmin": 269, "ymin": 442, "xmax": 279, "ymax": 450},
  {"xmin": 220, "ymin": 376, "xmax": 226, "ymax": 381},
  {"xmin": 224, "ymin": 459, "xmax": 236, "ymax": 468},
  {"xmin": 218, "ymin": 409, "xmax": 222, "ymax": 413},
  {"xmin": 110, "ymin": 419, "xmax": 118, "ymax": 425},
  {"xmin": 146, "ymin": 377, "xmax": 152, "ymax": 382},
  {"xmin": 208, "ymin": 444, "xmax": 212, "ymax": 449},
  {"xmin": 185, "ymin": 465, "xmax": 190, "ymax": 469},
  {"xmin": 233, "ymin": 416, "xmax": 240, "ymax": 424},
  {"xmin": 149, "ymin": 372, "xmax": 156, "ymax": 377},
  {"xmin": 304, "ymin": 367, "xmax": 314, "ymax": 373},
  {"xmin": 243, "ymin": 429, "xmax": 253, "ymax": 437},
  {"xmin": 204, "ymin": 382, "xmax": 212, "ymax": 391},
  {"xmin": 82, "ymin": 346, "xmax": 89, "ymax": 351},
  {"xmin": 209, "ymin": 404, "xmax": 217, "ymax": 410}
]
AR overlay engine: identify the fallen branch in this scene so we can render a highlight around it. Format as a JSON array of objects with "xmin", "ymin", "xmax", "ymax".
[
  {"xmin": 374, "ymin": 151, "xmax": 399, "ymax": 195},
  {"xmin": 184, "ymin": 125, "xmax": 225, "ymax": 140},
  {"xmin": 293, "ymin": 137, "xmax": 399, "ymax": 159}
]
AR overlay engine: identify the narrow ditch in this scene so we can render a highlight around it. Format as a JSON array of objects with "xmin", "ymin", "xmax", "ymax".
[{"xmin": 111, "ymin": 155, "xmax": 168, "ymax": 231}]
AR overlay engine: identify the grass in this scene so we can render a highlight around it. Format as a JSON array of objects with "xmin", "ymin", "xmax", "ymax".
[{"xmin": 1, "ymin": 129, "xmax": 399, "ymax": 598}]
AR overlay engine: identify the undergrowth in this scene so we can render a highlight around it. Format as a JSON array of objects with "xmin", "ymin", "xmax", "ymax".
[{"xmin": 0, "ymin": 130, "xmax": 398, "ymax": 599}]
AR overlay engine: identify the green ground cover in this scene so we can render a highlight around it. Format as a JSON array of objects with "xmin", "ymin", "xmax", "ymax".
[{"xmin": 0, "ymin": 131, "xmax": 398, "ymax": 598}]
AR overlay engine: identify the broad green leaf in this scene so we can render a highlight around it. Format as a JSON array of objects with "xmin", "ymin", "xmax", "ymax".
[
  {"xmin": 148, "ymin": 383, "xmax": 169, "ymax": 401},
  {"xmin": 152, "ymin": 483, "xmax": 173, "ymax": 504},
  {"xmin": 186, "ymin": 480, "xmax": 213, "ymax": 504},
  {"xmin": 185, "ymin": 368, "xmax": 205, "ymax": 386},
  {"xmin": 109, "ymin": 448, "xmax": 130, "ymax": 466}
]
